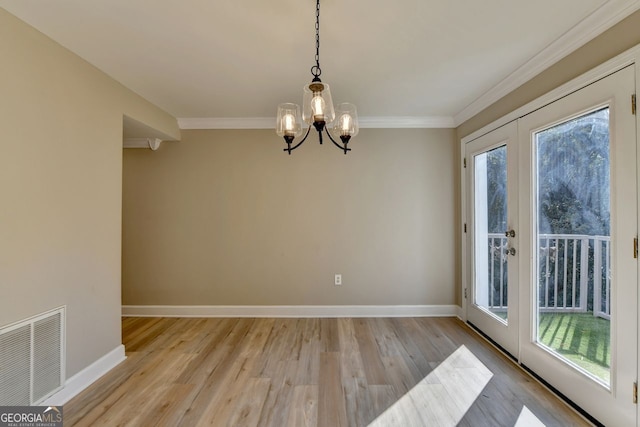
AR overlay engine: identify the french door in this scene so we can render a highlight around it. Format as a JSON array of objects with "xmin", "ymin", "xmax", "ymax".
[
  {"xmin": 466, "ymin": 121, "xmax": 519, "ymax": 357},
  {"xmin": 465, "ymin": 66, "xmax": 637, "ymax": 426},
  {"xmin": 518, "ymin": 66, "xmax": 637, "ymax": 426}
]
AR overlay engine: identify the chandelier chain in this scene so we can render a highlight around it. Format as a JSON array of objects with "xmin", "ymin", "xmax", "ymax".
[{"xmin": 312, "ymin": 0, "xmax": 322, "ymax": 79}]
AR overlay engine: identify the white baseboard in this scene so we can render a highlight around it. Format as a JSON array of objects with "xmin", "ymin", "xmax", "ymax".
[
  {"xmin": 40, "ymin": 345, "xmax": 126, "ymax": 406},
  {"xmin": 122, "ymin": 305, "xmax": 459, "ymax": 318}
]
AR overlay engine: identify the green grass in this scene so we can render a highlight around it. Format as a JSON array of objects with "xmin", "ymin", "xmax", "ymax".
[
  {"xmin": 485, "ymin": 309, "xmax": 610, "ymax": 383},
  {"xmin": 538, "ymin": 313, "xmax": 610, "ymax": 384},
  {"xmin": 489, "ymin": 309, "xmax": 507, "ymax": 320}
]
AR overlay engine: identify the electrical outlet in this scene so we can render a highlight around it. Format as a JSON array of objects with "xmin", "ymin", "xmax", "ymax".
[{"xmin": 334, "ymin": 274, "xmax": 342, "ymax": 286}]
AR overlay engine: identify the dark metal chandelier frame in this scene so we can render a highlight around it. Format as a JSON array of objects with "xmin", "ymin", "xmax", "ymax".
[{"xmin": 276, "ymin": 0, "xmax": 359, "ymax": 155}]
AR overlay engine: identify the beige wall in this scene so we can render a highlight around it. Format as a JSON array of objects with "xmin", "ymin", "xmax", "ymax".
[
  {"xmin": 123, "ymin": 128, "xmax": 457, "ymax": 306},
  {"xmin": 0, "ymin": 9, "xmax": 179, "ymax": 377}
]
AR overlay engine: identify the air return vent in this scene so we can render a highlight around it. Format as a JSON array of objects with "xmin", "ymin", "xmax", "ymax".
[{"xmin": 0, "ymin": 307, "xmax": 65, "ymax": 405}]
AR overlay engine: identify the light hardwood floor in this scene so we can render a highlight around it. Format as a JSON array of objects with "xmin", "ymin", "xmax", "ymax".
[{"xmin": 64, "ymin": 317, "xmax": 589, "ymax": 426}]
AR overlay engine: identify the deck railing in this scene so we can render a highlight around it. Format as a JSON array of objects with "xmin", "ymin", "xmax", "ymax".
[{"xmin": 486, "ymin": 233, "xmax": 610, "ymax": 319}]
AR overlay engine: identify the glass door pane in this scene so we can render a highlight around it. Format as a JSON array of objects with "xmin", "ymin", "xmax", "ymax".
[
  {"xmin": 534, "ymin": 107, "xmax": 611, "ymax": 385},
  {"xmin": 474, "ymin": 146, "xmax": 509, "ymax": 322}
]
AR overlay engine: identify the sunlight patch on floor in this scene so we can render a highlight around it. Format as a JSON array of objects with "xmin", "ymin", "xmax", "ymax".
[
  {"xmin": 514, "ymin": 406, "xmax": 546, "ymax": 427},
  {"xmin": 368, "ymin": 345, "xmax": 493, "ymax": 426},
  {"xmin": 369, "ymin": 345, "xmax": 549, "ymax": 426}
]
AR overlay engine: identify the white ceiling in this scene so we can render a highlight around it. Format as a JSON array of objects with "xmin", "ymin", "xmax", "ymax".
[{"xmin": 1, "ymin": 0, "xmax": 639, "ymax": 128}]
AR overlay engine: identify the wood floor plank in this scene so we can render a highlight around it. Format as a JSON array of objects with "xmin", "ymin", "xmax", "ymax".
[
  {"xmin": 414, "ymin": 317, "xmax": 460, "ymax": 362},
  {"xmin": 342, "ymin": 377, "xmax": 374, "ymax": 427},
  {"xmin": 352, "ymin": 318, "xmax": 388, "ymax": 385},
  {"xmin": 457, "ymin": 380, "xmax": 520, "ymax": 427},
  {"xmin": 173, "ymin": 318, "xmax": 236, "ymax": 385},
  {"xmin": 368, "ymin": 384, "xmax": 400, "ymax": 422},
  {"xmin": 128, "ymin": 317, "xmax": 180, "ymax": 353},
  {"xmin": 409, "ymin": 383, "xmax": 462, "ymax": 426},
  {"xmin": 136, "ymin": 383, "xmax": 195, "ymax": 427},
  {"xmin": 286, "ymin": 385, "xmax": 318, "ymax": 427},
  {"xmin": 195, "ymin": 358, "xmax": 261, "ymax": 427},
  {"xmin": 319, "ymin": 318, "xmax": 340, "ymax": 352},
  {"xmin": 293, "ymin": 319, "xmax": 321, "ymax": 385},
  {"xmin": 317, "ymin": 352, "xmax": 348, "ymax": 427},
  {"xmin": 63, "ymin": 317, "xmax": 590, "ymax": 426},
  {"xmin": 337, "ymin": 318, "xmax": 366, "ymax": 380},
  {"xmin": 120, "ymin": 317, "xmax": 147, "ymax": 339},
  {"xmin": 239, "ymin": 317, "xmax": 275, "ymax": 359},
  {"xmin": 225, "ymin": 377, "xmax": 271, "ymax": 427},
  {"xmin": 254, "ymin": 318, "xmax": 296, "ymax": 378},
  {"xmin": 62, "ymin": 351, "xmax": 150, "ymax": 426},
  {"xmin": 123, "ymin": 317, "xmax": 166, "ymax": 352},
  {"xmin": 161, "ymin": 318, "xmax": 212, "ymax": 355},
  {"xmin": 72, "ymin": 349, "xmax": 194, "ymax": 426},
  {"xmin": 369, "ymin": 317, "xmax": 401, "ymax": 358},
  {"xmin": 285, "ymin": 318, "xmax": 307, "ymax": 361},
  {"xmin": 381, "ymin": 356, "xmax": 422, "ymax": 395},
  {"xmin": 176, "ymin": 319, "xmax": 256, "ymax": 426},
  {"xmin": 388, "ymin": 317, "xmax": 436, "ymax": 376},
  {"xmin": 255, "ymin": 360, "xmax": 298, "ymax": 427},
  {"xmin": 368, "ymin": 385, "xmax": 425, "ymax": 427}
]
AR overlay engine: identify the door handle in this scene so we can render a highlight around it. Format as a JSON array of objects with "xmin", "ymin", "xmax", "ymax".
[
  {"xmin": 505, "ymin": 230, "xmax": 516, "ymax": 238},
  {"xmin": 508, "ymin": 247, "xmax": 516, "ymax": 256}
]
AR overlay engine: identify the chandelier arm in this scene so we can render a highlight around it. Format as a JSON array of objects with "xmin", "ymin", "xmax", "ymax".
[
  {"xmin": 324, "ymin": 127, "xmax": 351, "ymax": 154},
  {"xmin": 282, "ymin": 125, "xmax": 312, "ymax": 154}
]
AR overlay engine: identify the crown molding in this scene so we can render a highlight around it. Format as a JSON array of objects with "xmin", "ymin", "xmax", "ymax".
[
  {"xmin": 177, "ymin": 115, "xmax": 456, "ymax": 130},
  {"xmin": 358, "ymin": 116, "xmax": 456, "ymax": 128},
  {"xmin": 178, "ymin": 117, "xmax": 275, "ymax": 129},
  {"xmin": 123, "ymin": 137, "xmax": 163, "ymax": 150},
  {"xmin": 461, "ymin": 43, "xmax": 639, "ymax": 144},
  {"xmin": 454, "ymin": 0, "xmax": 640, "ymax": 127}
]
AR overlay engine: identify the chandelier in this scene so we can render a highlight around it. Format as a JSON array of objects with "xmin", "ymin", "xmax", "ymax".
[{"xmin": 276, "ymin": 0, "xmax": 359, "ymax": 155}]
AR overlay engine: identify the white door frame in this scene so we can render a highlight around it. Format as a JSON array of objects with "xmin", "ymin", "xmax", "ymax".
[{"xmin": 460, "ymin": 43, "xmax": 640, "ymax": 424}]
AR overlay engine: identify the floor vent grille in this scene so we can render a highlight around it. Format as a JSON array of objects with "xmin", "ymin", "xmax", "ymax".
[{"xmin": 0, "ymin": 307, "xmax": 65, "ymax": 405}]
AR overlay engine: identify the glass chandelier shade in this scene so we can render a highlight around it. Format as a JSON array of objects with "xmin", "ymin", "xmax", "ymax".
[
  {"xmin": 302, "ymin": 82, "xmax": 335, "ymax": 125},
  {"xmin": 334, "ymin": 103, "xmax": 359, "ymax": 138},
  {"xmin": 276, "ymin": 103, "xmax": 303, "ymax": 138}
]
